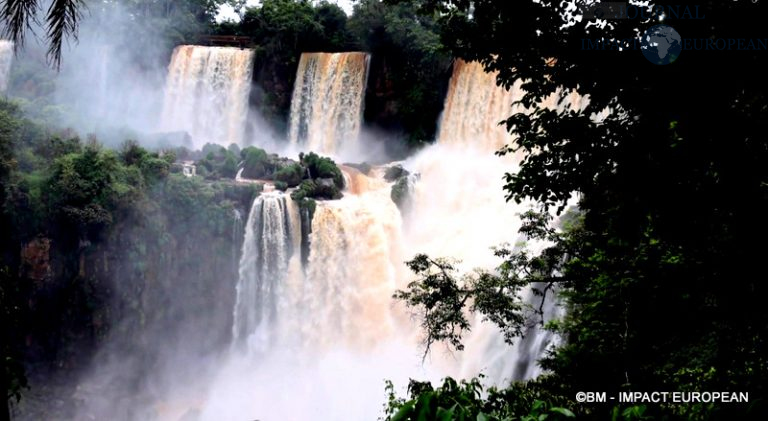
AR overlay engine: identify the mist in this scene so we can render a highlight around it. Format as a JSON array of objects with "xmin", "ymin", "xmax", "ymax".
[{"xmin": 5, "ymin": 4, "xmax": 568, "ymax": 421}]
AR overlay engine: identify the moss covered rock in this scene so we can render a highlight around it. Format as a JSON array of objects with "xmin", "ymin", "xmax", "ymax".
[
  {"xmin": 240, "ymin": 146, "xmax": 269, "ymax": 179},
  {"xmin": 343, "ymin": 162, "xmax": 372, "ymax": 175},
  {"xmin": 274, "ymin": 181, "xmax": 289, "ymax": 192},
  {"xmin": 291, "ymin": 179, "xmax": 343, "ymax": 201},
  {"xmin": 300, "ymin": 152, "xmax": 345, "ymax": 189},
  {"xmin": 384, "ymin": 164, "xmax": 409, "ymax": 182},
  {"xmin": 274, "ymin": 163, "xmax": 304, "ymax": 187},
  {"xmin": 391, "ymin": 174, "xmax": 417, "ymax": 211}
]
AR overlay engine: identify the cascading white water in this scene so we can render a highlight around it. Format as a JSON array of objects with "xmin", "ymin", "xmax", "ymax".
[
  {"xmin": 232, "ymin": 193, "xmax": 301, "ymax": 353},
  {"xmin": 197, "ymin": 58, "xmax": 588, "ymax": 420},
  {"xmin": 288, "ymin": 52, "xmax": 370, "ymax": 155},
  {"xmin": 203, "ymin": 168, "xmax": 429, "ymax": 421},
  {"xmin": 160, "ymin": 45, "xmax": 254, "ymax": 148},
  {"xmin": 303, "ymin": 172, "xmax": 405, "ymax": 350},
  {"xmin": 0, "ymin": 40, "xmax": 14, "ymax": 92},
  {"xmin": 403, "ymin": 59, "xmax": 585, "ymax": 383},
  {"xmin": 438, "ymin": 59, "xmax": 588, "ymax": 152},
  {"xmin": 232, "ymin": 169, "xmax": 406, "ymax": 353},
  {"xmin": 437, "ymin": 59, "xmax": 526, "ymax": 153}
]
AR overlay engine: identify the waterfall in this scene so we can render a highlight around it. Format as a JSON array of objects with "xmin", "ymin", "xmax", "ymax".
[
  {"xmin": 231, "ymin": 172, "xmax": 403, "ymax": 353},
  {"xmin": 0, "ymin": 40, "xmax": 14, "ymax": 92},
  {"xmin": 160, "ymin": 45, "xmax": 254, "ymax": 148},
  {"xmin": 402, "ymin": 59, "xmax": 586, "ymax": 383},
  {"xmin": 437, "ymin": 59, "xmax": 525, "ymax": 153},
  {"xmin": 302, "ymin": 174, "xmax": 404, "ymax": 350},
  {"xmin": 200, "ymin": 58, "xmax": 586, "ymax": 420},
  {"xmin": 232, "ymin": 208, "xmax": 243, "ymax": 278},
  {"xmin": 438, "ymin": 59, "xmax": 588, "ymax": 154},
  {"xmin": 288, "ymin": 52, "xmax": 370, "ymax": 155},
  {"xmin": 207, "ymin": 169, "xmax": 421, "ymax": 420},
  {"xmin": 232, "ymin": 193, "xmax": 301, "ymax": 353},
  {"xmin": 232, "ymin": 209, "xmax": 243, "ymax": 245}
]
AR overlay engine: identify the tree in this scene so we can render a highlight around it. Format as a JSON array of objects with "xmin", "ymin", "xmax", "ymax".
[
  {"xmin": 314, "ymin": 1, "xmax": 351, "ymax": 49},
  {"xmin": 240, "ymin": 146, "xmax": 269, "ymax": 179},
  {"xmin": 300, "ymin": 151, "xmax": 344, "ymax": 189},
  {"xmin": 1, "ymin": 0, "xmax": 84, "ymax": 67},
  {"xmin": 0, "ymin": 98, "xmax": 23, "ymax": 421},
  {"xmin": 46, "ymin": 141, "xmax": 122, "ymax": 240},
  {"xmin": 395, "ymin": 251, "xmax": 528, "ymax": 356},
  {"xmin": 239, "ymin": 0, "xmax": 352, "ymax": 128},
  {"xmin": 350, "ymin": 0, "xmax": 452, "ymax": 145},
  {"xmin": 393, "ymin": 0, "xmax": 768, "ymax": 418},
  {"xmin": 0, "ymin": 100, "xmax": 38, "ymax": 421},
  {"xmin": 383, "ymin": 377, "xmax": 575, "ymax": 421}
]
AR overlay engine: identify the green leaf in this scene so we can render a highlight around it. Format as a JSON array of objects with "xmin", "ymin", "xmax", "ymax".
[
  {"xmin": 391, "ymin": 401, "xmax": 415, "ymax": 421},
  {"xmin": 549, "ymin": 407, "xmax": 576, "ymax": 418},
  {"xmin": 436, "ymin": 406, "xmax": 455, "ymax": 421},
  {"xmin": 415, "ymin": 392, "xmax": 434, "ymax": 420}
]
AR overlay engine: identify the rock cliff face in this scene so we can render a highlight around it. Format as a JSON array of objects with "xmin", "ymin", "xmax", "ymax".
[
  {"xmin": 364, "ymin": 57, "xmax": 399, "ymax": 130},
  {"xmin": 362, "ymin": 55, "xmax": 452, "ymax": 147},
  {"xmin": 15, "ymin": 179, "xmax": 258, "ymax": 378},
  {"xmin": 20, "ymin": 237, "xmax": 52, "ymax": 283},
  {"xmin": 249, "ymin": 53, "xmax": 450, "ymax": 149}
]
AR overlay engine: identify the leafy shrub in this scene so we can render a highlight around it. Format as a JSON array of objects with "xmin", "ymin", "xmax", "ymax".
[
  {"xmin": 140, "ymin": 157, "xmax": 171, "ymax": 183},
  {"xmin": 274, "ymin": 181, "xmax": 289, "ymax": 191},
  {"xmin": 202, "ymin": 143, "xmax": 226, "ymax": 158},
  {"xmin": 384, "ymin": 377, "xmax": 575, "ymax": 421},
  {"xmin": 119, "ymin": 139, "xmax": 147, "ymax": 166},
  {"xmin": 274, "ymin": 163, "xmax": 304, "ymax": 187},
  {"xmin": 290, "ymin": 179, "xmax": 342, "ymax": 201},
  {"xmin": 221, "ymin": 155, "xmax": 238, "ymax": 179},
  {"xmin": 241, "ymin": 146, "xmax": 269, "ymax": 179},
  {"xmin": 300, "ymin": 152, "xmax": 345, "ymax": 189}
]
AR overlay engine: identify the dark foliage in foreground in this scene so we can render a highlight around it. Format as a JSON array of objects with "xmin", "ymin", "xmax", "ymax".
[{"xmin": 390, "ymin": 0, "xmax": 768, "ymax": 419}]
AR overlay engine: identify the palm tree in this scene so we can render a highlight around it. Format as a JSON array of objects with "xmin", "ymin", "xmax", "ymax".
[{"xmin": 1, "ymin": 0, "xmax": 84, "ymax": 67}]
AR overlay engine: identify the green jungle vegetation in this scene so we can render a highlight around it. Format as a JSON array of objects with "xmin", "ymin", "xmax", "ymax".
[{"xmin": 1, "ymin": 1, "xmax": 767, "ymax": 420}]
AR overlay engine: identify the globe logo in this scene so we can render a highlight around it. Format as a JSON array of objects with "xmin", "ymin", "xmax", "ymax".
[{"xmin": 641, "ymin": 25, "xmax": 682, "ymax": 65}]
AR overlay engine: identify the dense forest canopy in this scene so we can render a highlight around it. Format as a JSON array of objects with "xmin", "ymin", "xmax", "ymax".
[
  {"xmin": 384, "ymin": 0, "xmax": 768, "ymax": 420},
  {"xmin": 213, "ymin": 0, "xmax": 452, "ymax": 144},
  {"xmin": 1, "ymin": 0, "xmax": 767, "ymax": 420}
]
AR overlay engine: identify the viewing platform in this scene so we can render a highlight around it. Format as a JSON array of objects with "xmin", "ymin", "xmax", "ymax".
[{"xmin": 197, "ymin": 35, "xmax": 254, "ymax": 48}]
